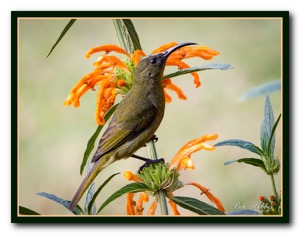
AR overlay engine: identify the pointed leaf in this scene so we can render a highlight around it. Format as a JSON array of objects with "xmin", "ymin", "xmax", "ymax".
[
  {"xmin": 87, "ymin": 172, "xmax": 120, "ymax": 215},
  {"xmin": 260, "ymin": 95, "xmax": 275, "ymax": 156},
  {"xmin": 224, "ymin": 158, "xmax": 268, "ymax": 173},
  {"xmin": 36, "ymin": 192, "xmax": 84, "ymax": 215},
  {"xmin": 162, "ymin": 63, "xmax": 233, "ymax": 80},
  {"xmin": 19, "ymin": 206, "xmax": 40, "ymax": 215},
  {"xmin": 167, "ymin": 194, "xmax": 224, "ymax": 215},
  {"xmin": 240, "ymin": 80, "xmax": 281, "ymax": 102},
  {"xmin": 226, "ymin": 210, "xmax": 261, "ymax": 215},
  {"xmin": 80, "ymin": 104, "xmax": 118, "ymax": 175},
  {"xmin": 113, "ymin": 19, "xmax": 142, "ymax": 54},
  {"xmin": 122, "ymin": 19, "xmax": 142, "ymax": 51},
  {"xmin": 46, "ymin": 19, "xmax": 76, "ymax": 57},
  {"xmin": 267, "ymin": 114, "xmax": 281, "ymax": 158},
  {"xmin": 85, "ymin": 183, "xmax": 96, "ymax": 215},
  {"xmin": 224, "ymin": 160, "xmax": 238, "ymax": 166},
  {"xmin": 84, "ymin": 161, "xmax": 96, "ymax": 214},
  {"xmin": 97, "ymin": 182, "xmax": 151, "ymax": 214},
  {"xmin": 215, "ymin": 139, "xmax": 263, "ymax": 156}
]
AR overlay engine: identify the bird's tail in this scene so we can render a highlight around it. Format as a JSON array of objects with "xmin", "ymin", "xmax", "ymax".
[{"xmin": 68, "ymin": 154, "xmax": 115, "ymax": 211}]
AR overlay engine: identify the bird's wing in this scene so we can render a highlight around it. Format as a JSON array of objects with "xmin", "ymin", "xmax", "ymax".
[{"xmin": 91, "ymin": 102, "xmax": 157, "ymax": 162}]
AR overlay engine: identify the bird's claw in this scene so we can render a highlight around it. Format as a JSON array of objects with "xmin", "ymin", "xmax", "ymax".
[
  {"xmin": 150, "ymin": 134, "xmax": 158, "ymax": 143},
  {"xmin": 138, "ymin": 158, "xmax": 165, "ymax": 173}
]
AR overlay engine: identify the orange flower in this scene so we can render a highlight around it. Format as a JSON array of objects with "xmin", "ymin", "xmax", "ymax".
[
  {"xmin": 64, "ymin": 43, "xmax": 219, "ymax": 125},
  {"xmin": 126, "ymin": 193, "xmax": 136, "ymax": 215},
  {"xmin": 122, "ymin": 133, "xmax": 224, "ymax": 216},
  {"xmin": 124, "ymin": 170, "xmax": 181, "ymax": 215},
  {"xmin": 147, "ymin": 200, "xmax": 157, "ymax": 215},
  {"xmin": 169, "ymin": 134, "xmax": 218, "ymax": 171},
  {"xmin": 123, "ymin": 171, "xmax": 141, "ymax": 182},
  {"xmin": 168, "ymin": 199, "xmax": 180, "ymax": 215},
  {"xmin": 187, "ymin": 182, "xmax": 225, "ymax": 213},
  {"xmin": 124, "ymin": 171, "xmax": 150, "ymax": 215}
]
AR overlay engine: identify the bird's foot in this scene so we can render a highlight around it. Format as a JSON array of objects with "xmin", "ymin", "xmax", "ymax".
[
  {"xmin": 150, "ymin": 134, "xmax": 158, "ymax": 143},
  {"xmin": 138, "ymin": 158, "xmax": 165, "ymax": 173},
  {"xmin": 131, "ymin": 154, "xmax": 165, "ymax": 173}
]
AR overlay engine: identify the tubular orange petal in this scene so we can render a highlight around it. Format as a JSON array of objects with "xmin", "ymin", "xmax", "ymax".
[
  {"xmin": 178, "ymin": 46, "xmax": 220, "ymax": 59},
  {"xmin": 136, "ymin": 192, "xmax": 148, "ymax": 215},
  {"xmin": 147, "ymin": 200, "xmax": 157, "ymax": 215},
  {"xmin": 166, "ymin": 58, "xmax": 200, "ymax": 87},
  {"xmin": 72, "ymin": 84, "xmax": 91, "ymax": 108},
  {"xmin": 178, "ymin": 134, "xmax": 218, "ymax": 152},
  {"xmin": 163, "ymin": 89, "xmax": 172, "ymax": 103},
  {"xmin": 185, "ymin": 50, "xmax": 219, "ymax": 60},
  {"xmin": 95, "ymin": 79, "xmax": 110, "ymax": 125},
  {"xmin": 63, "ymin": 72, "xmax": 110, "ymax": 108},
  {"xmin": 162, "ymin": 78, "xmax": 172, "ymax": 85},
  {"xmin": 106, "ymin": 56, "xmax": 131, "ymax": 73},
  {"xmin": 63, "ymin": 96, "xmax": 73, "ymax": 106},
  {"xmin": 132, "ymin": 50, "xmax": 146, "ymax": 66},
  {"xmin": 126, "ymin": 193, "xmax": 136, "ymax": 215},
  {"xmin": 168, "ymin": 199, "xmax": 181, "ymax": 215},
  {"xmin": 151, "ymin": 42, "xmax": 178, "ymax": 54},
  {"xmin": 176, "ymin": 158, "xmax": 194, "ymax": 172},
  {"xmin": 187, "ymin": 182, "xmax": 225, "ymax": 213},
  {"xmin": 191, "ymin": 72, "xmax": 201, "ymax": 88},
  {"xmin": 117, "ymin": 79, "xmax": 126, "ymax": 87},
  {"xmin": 85, "ymin": 74, "xmax": 111, "ymax": 88},
  {"xmin": 166, "ymin": 58, "xmax": 190, "ymax": 70},
  {"xmin": 167, "ymin": 53, "xmax": 184, "ymax": 60},
  {"xmin": 106, "ymin": 92, "xmax": 117, "ymax": 105},
  {"xmin": 143, "ymin": 193, "xmax": 149, "ymax": 202},
  {"xmin": 164, "ymin": 82, "xmax": 187, "ymax": 100},
  {"xmin": 123, "ymin": 171, "xmax": 141, "ymax": 182},
  {"xmin": 169, "ymin": 134, "xmax": 218, "ymax": 170},
  {"xmin": 85, "ymin": 44, "xmax": 131, "ymax": 59}
]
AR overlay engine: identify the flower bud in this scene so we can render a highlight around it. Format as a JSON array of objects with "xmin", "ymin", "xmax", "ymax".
[{"xmin": 138, "ymin": 163, "xmax": 183, "ymax": 193}]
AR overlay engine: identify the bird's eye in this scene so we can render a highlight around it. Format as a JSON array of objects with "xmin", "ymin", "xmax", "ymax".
[{"xmin": 150, "ymin": 58, "xmax": 157, "ymax": 64}]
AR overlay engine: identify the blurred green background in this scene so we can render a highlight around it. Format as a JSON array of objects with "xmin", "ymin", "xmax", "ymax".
[{"xmin": 19, "ymin": 18, "xmax": 282, "ymax": 215}]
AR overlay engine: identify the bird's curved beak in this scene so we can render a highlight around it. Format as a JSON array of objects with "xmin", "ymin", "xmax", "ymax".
[{"xmin": 163, "ymin": 42, "xmax": 198, "ymax": 58}]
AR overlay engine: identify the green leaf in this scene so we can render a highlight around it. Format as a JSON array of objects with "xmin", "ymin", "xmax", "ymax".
[
  {"xmin": 267, "ymin": 114, "xmax": 281, "ymax": 158},
  {"xmin": 80, "ymin": 104, "xmax": 118, "ymax": 175},
  {"xmin": 97, "ymin": 182, "xmax": 151, "ymax": 214},
  {"xmin": 85, "ymin": 183, "xmax": 96, "ymax": 215},
  {"xmin": 87, "ymin": 172, "xmax": 120, "ymax": 215},
  {"xmin": 36, "ymin": 192, "xmax": 84, "ymax": 215},
  {"xmin": 121, "ymin": 19, "xmax": 142, "ymax": 51},
  {"xmin": 84, "ymin": 161, "xmax": 95, "ymax": 214},
  {"xmin": 260, "ymin": 95, "xmax": 275, "ymax": 156},
  {"xmin": 46, "ymin": 19, "xmax": 76, "ymax": 57},
  {"xmin": 239, "ymin": 80, "xmax": 280, "ymax": 102},
  {"xmin": 226, "ymin": 210, "xmax": 261, "ymax": 215},
  {"xmin": 224, "ymin": 158, "xmax": 268, "ymax": 173},
  {"xmin": 162, "ymin": 63, "xmax": 233, "ymax": 80},
  {"xmin": 215, "ymin": 139, "xmax": 263, "ymax": 156},
  {"xmin": 166, "ymin": 194, "xmax": 225, "ymax": 215},
  {"xmin": 113, "ymin": 19, "xmax": 142, "ymax": 54},
  {"xmin": 19, "ymin": 206, "xmax": 40, "ymax": 215}
]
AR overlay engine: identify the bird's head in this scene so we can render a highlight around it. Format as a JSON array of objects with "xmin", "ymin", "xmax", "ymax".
[{"xmin": 134, "ymin": 42, "xmax": 198, "ymax": 84}]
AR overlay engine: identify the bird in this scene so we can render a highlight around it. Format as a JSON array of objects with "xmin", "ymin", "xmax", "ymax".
[{"xmin": 68, "ymin": 42, "xmax": 197, "ymax": 211}]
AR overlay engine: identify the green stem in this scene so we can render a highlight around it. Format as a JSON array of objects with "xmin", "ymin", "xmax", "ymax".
[
  {"xmin": 147, "ymin": 139, "xmax": 169, "ymax": 215},
  {"xmin": 112, "ymin": 19, "xmax": 128, "ymax": 53},
  {"xmin": 270, "ymin": 174, "xmax": 278, "ymax": 201},
  {"xmin": 157, "ymin": 189, "xmax": 169, "ymax": 215}
]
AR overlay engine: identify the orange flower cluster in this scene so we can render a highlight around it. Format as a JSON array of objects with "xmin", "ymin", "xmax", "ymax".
[
  {"xmin": 123, "ymin": 134, "xmax": 225, "ymax": 215},
  {"xmin": 124, "ymin": 171, "xmax": 180, "ymax": 215},
  {"xmin": 169, "ymin": 134, "xmax": 218, "ymax": 171},
  {"xmin": 123, "ymin": 172, "xmax": 154, "ymax": 215},
  {"xmin": 63, "ymin": 43, "xmax": 219, "ymax": 125}
]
